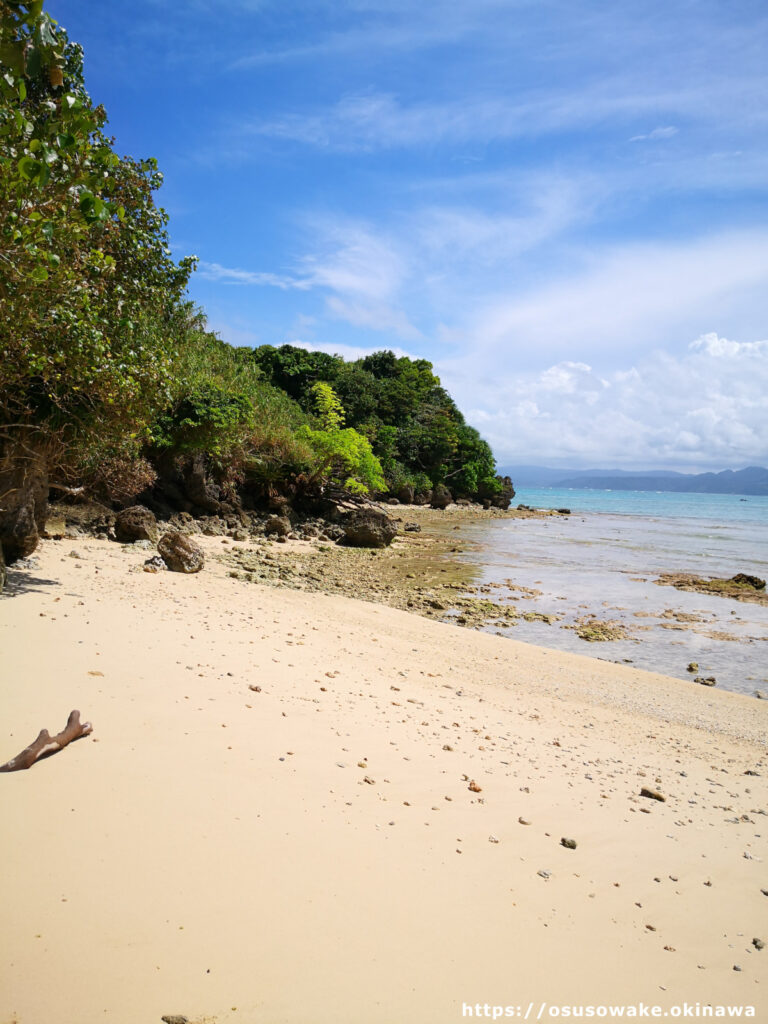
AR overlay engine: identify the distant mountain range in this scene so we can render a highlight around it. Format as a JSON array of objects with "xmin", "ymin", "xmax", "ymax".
[{"xmin": 501, "ymin": 465, "xmax": 768, "ymax": 496}]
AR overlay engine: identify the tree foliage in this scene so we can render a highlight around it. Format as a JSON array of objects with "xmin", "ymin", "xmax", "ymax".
[
  {"xmin": 252, "ymin": 345, "xmax": 499, "ymax": 498},
  {"xmin": 0, "ymin": 1, "xmax": 194, "ymax": 471},
  {"xmin": 297, "ymin": 382, "xmax": 385, "ymax": 495}
]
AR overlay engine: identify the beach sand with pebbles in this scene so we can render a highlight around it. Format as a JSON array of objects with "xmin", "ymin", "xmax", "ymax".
[{"xmin": 1, "ymin": 530, "xmax": 767, "ymax": 1024}]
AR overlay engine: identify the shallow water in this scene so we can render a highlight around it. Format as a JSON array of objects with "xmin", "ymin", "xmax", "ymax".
[{"xmin": 453, "ymin": 489, "xmax": 768, "ymax": 697}]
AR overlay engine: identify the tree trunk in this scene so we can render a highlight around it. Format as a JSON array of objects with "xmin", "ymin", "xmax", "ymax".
[{"xmin": 0, "ymin": 434, "xmax": 49, "ymax": 563}]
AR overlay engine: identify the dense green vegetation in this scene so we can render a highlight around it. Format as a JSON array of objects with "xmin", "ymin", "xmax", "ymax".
[
  {"xmin": 251, "ymin": 345, "xmax": 501, "ymax": 499},
  {"xmin": 1, "ymin": 1, "xmax": 504, "ymax": 556}
]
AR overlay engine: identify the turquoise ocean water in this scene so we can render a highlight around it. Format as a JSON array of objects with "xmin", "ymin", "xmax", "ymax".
[
  {"xmin": 515, "ymin": 486, "xmax": 768, "ymax": 524},
  {"xmin": 450, "ymin": 487, "xmax": 768, "ymax": 697}
]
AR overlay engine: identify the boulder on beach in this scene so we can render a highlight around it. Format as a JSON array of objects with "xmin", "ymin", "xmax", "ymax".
[
  {"xmin": 114, "ymin": 505, "xmax": 158, "ymax": 545},
  {"xmin": 490, "ymin": 475, "xmax": 515, "ymax": 510},
  {"xmin": 265, "ymin": 515, "xmax": 291, "ymax": 538},
  {"xmin": 158, "ymin": 531, "xmax": 204, "ymax": 573},
  {"xmin": 342, "ymin": 508, "xmax": 397, "ymax": 548},
  {"xmin": 430, "ymin": 483, "xmax": 452, "ymax": 510}
]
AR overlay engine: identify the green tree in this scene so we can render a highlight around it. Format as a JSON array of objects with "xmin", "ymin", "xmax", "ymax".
[
  {"xmin": 0, "ymin": 1, "xmax": 194, "ymax": 555},
  {"xmin": 251, "ymin": 344, "xmax": 341, "ymax": 402},
  {"xmin": 298, "ymin": 383, "xmax": 385, "ymax": 495}
]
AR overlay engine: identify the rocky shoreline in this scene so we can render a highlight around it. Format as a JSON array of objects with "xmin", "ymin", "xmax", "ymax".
[
  {"xmin": 41, "ymin": 498, "xmax": 568, "ymax": 629},
  {"xmin": 29, "ymin": 497, "xmax": 767, "ymax": 698}
]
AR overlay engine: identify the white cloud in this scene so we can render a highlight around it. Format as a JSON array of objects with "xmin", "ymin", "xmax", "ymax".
[
  {"xmin": 629, "ymin": 125, "xmax": 679, "ymax": 142},
  {"xmin": 441, "ymin": 334, "xmax": 768, "ymax": 470},
  {"xmin": 325, "ymin": 296, "xmax": 423, "ymax": 340},
  {"xmin": 465, "ymin": 229, "xmax": 768, "ymax": 362},
  {"xmin": 289, "ymin": 338, "xmax": 416, "ymax": 362},
  {"xmin": 248, "ymin": 63, "xmax": 764, "ymax": 151},
  {"xmin": 298, "ymin": 222, "xmax": 405, "ymax": 301},
  {"xmin": 198, "ymin": 260, "xmax": 310, "ymax": 290},
  {"xmin": 294, "ymin": 221, "xmax": 424, "ymax": 339},
  {"xmin": 689, "ymin": 332, "xmax": 768, "ymax": 358}
]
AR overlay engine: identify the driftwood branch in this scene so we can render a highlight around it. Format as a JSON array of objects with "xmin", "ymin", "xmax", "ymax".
[{"xmin": 0, "ymin": 710, "xmax": 93, "ymax": 772}]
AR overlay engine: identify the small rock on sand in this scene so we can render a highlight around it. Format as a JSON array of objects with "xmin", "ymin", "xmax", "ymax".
[{"xmin": 640, "ymin": 787, "xmax": 666, "ymax": 802}]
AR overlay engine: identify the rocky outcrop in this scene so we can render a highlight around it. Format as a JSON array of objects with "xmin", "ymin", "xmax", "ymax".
[
  {"xmin": 430, "ymin": 483, "xmax": 452, "ymax": 509},
  {"xmin": 0, "ymin": 438, "xmax": 49, "ymax": 563},
  {"xmin": 114, "ymin": 505, "xmax": 158, "ymax": 544},
  {"xmin": 342, "ymin": 508, "xmax": 397, "ymax": 548},
  {"xmin": 490, "ymin": 475, "xmax": 515, "ymax": 509},
  {"xmin": 183, "ymin": 453, "xmax": 222, "ymax": 513},
  {"xmin": 158, "ymin": 531, "xmax": 205, "ymax": 573},
  {"xmin": 143, "ymin": 452, "xmax": 227, "ymax": 517},
  {"xmin": 396, "ymin": 484, "xmax": 415, "ymax": 504},
  {"xmin": 265, "ymin": 515, "xmax": 291, "ymax": 537},
  {"xmin": 731, "ymin": 573, "xmax": 765, "ymax": 590}
]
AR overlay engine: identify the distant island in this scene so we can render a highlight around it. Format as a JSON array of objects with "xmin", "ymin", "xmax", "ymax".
[{"xmin": 502, "ymin": 465, "xmax": 768, "ymax": 497}]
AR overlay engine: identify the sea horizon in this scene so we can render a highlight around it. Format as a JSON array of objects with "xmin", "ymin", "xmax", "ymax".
[{"xmin": 512, "ymin": 485, "xmax": 768, "ymax": 524}]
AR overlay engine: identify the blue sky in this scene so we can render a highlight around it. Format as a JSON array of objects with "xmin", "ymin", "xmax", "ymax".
[{"xmin": 50, "ymin": 0, "xmax": 768, "ymax": 471}]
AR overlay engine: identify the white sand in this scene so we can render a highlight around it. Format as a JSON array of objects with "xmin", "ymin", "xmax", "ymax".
[{"xmin": 1, "ymin": 535, "xmax": 766, "ymax": 1024}]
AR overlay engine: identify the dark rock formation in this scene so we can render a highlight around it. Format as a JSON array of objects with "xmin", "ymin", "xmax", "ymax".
[
  {"xmin": 183, "ymin": 453, "xmax": 222, "ymax": 513},
  {"xmin": 168, "ymin": 511, "xmax": 196, "ymax": 534},
  {"xmin": 268, "ymin": 494, "xmax": 292, "ymax": 515},
  {"xmin": 0, "ymin": 439, "xmax": 48, "ymax": 563},
  {"xmin": 322, "ymin": 524, "xmax": 346, "ymax": 542},
  {"xmin": 430, "ymin": 483, "xmax": 452, "ymax": 509},
  {"xmin": 158, "ymin": 531, "xmax": 205, "ymax": 573},
  {"xmin": 396, "ymin": 484, "xmax": 415, "ymax": 504},
  {"xmin": 731, "ymin": 573, "xmax": 765, "ymax": 590},
  {"xmin": 114, "ymin": 505, "xmax": 158, "ymax": 544},
  {"xmin": 0, "ymin": 545, "xmax": 5, "ymax": 594},
  {"xmin": 342, "ymin": 508, "xmax": 397, "ymax": 548},
  {"xmin": 265, "ymin": 515, "xmax": 291, "ymax": 537},
  {"xmin": 490, "ymin": 475, "xmax": 515, "ymax": 509}
]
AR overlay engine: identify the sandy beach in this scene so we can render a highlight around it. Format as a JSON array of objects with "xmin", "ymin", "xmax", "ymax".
[{"xmin": 1, "ymin": 530, "xmax": 766, "ymax": 1024}]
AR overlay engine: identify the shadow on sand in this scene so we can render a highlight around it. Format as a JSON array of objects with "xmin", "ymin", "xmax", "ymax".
[{"xmin": 1, "ymin": 565, "xmax": 61, "ymax": 599}]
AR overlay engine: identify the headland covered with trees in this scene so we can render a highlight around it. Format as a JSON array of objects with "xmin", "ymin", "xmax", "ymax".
[{"xmin": 0, "ymin": 1, "xmax": 512, "ymax": 568}]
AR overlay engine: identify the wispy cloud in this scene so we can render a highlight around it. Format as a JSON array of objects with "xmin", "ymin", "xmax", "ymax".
[
  {"xmin": 289, "ymin": 338, "xmax": 417, "ymax": 362},
  {"xmin": 629, "ymin": 125, "xmax": 679, "ymax": 142},
  {"xmin": 198, "ymin": 261, "xmax": 311, "ymax": 290},
  {"xmin": 461, "ymin": 228, "xmax": 768, "ymax": 364},
  {"xmin": 246, "ymin": 68, "xmax": 765, "ymax": 152}
]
